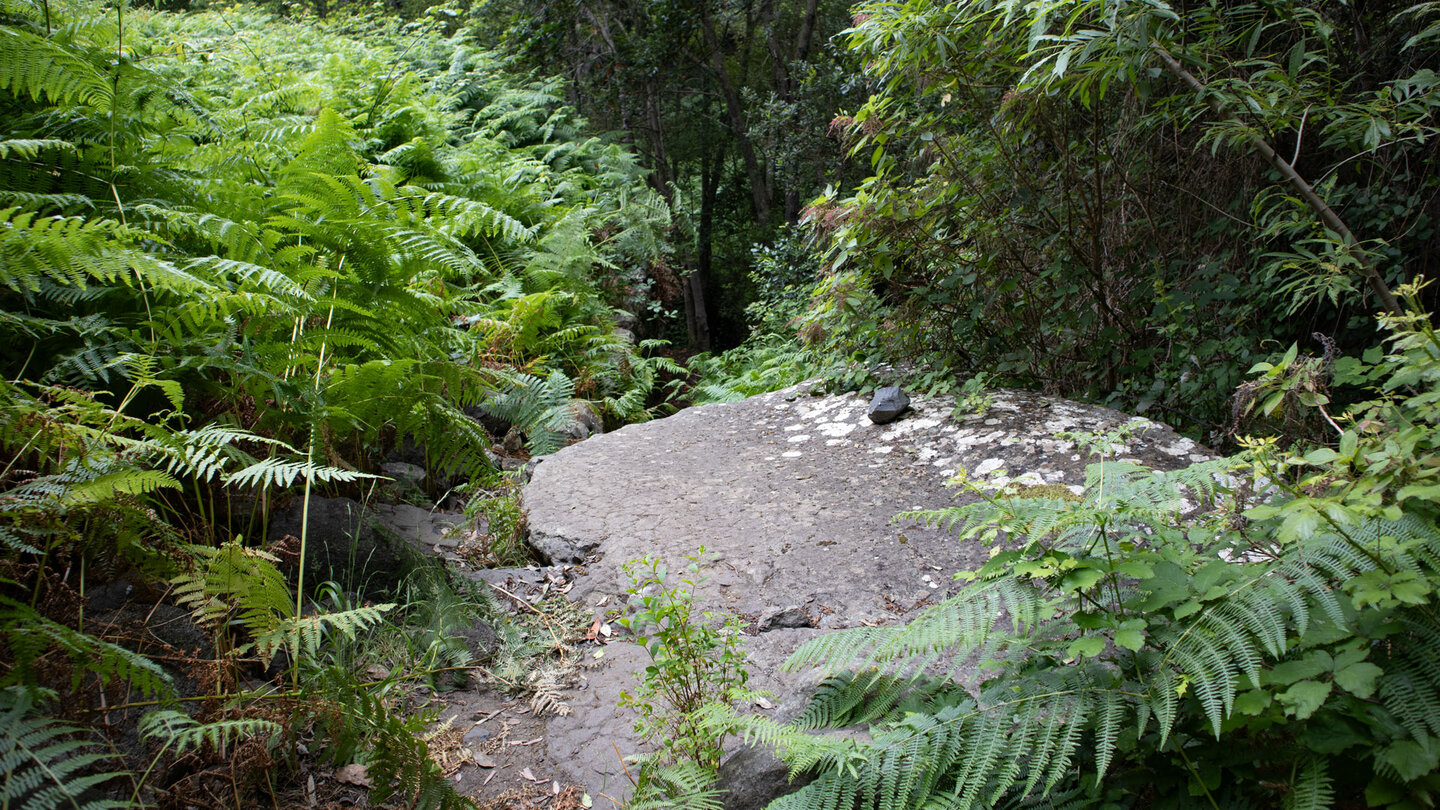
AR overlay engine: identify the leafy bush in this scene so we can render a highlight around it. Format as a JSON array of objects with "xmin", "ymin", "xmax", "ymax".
[
  {"xmin": 619, "ymin": 551, "xmax": 750, "ymax": 795},
  {"xmin": 794, "ymin": 0, "xmax": 1439, "ymax": 438}
]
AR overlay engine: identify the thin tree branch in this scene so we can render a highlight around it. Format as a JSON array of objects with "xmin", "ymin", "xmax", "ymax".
[{"xmin": 1151, "ymin": 42, "xmax": 1402, "ymax": 315}]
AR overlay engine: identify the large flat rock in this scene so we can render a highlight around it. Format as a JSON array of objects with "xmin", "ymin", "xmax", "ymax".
[{"xmin": 523, "ymin": 384, "xmax": 1210, "ymax": 803}]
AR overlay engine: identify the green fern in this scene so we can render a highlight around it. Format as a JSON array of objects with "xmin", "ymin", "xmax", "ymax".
[
  {"xmin": 762, "ymin": 326, "xmax": 1440, "ymax": 810},
  {"xmin": 625, "ymin": 759, "xmax": 727, "ymax": 810},
  {"xmin": 1, "ymin": 597, "xmax": 173, "ymax": 699},
  {"xmin": 138, "ymin": 710, "xmax": 282, "ymax": 757},
  {"xmin": 0, "ymin": 686, "xmax": 130, "ymax": 810},
  {"xmin": 309, "ymin": 669, "xmax": 474, "ymax": 810},
  {"xmin": 479, "ymin": 369, "xmax": 578, "ymax": 455},
  {"xmin": 0, "ymin": 26, "xmax": 111, "ymax": 107},
  {"xmin": 171, "ymin": 540, "xmax": 395, "ymax": 662}
]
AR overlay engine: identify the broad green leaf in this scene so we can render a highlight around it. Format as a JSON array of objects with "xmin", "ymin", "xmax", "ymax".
[
  {"xmin": 1067, "ymin": 636, "xmax": 1105, "ymax": 659},
  {"xmin": 1278, "ymin": 680, "xmax": 1332, "ymax": 719},
  {"xmin": 1377, "ymin": 740, "xmax": 1440, "ymax": 781},
  {"xmin": 1113, "ymin": 627, "xmax": 1146, "ymax": 651},
  {"xmin": 1333, "ymin": 662, "xmax": 1383, "ymax": 698}
]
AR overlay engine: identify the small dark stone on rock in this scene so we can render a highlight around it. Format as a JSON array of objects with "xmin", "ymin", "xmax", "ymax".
[
  {"xmin": 867, "ymin": 386, "xmax": 911, "ymax": 424},
  {"xmin": 463, "ymin": 725, "xmax": 492, "ymax": 745},
  {"xmin": 756, "ymin": 605, "xmax": 809, "ymax": 631}
]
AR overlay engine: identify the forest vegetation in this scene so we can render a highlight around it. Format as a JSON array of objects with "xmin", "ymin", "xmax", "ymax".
[{"xmin": 2, "ymin": 0, "xmax": 1440, "ymax": 806}]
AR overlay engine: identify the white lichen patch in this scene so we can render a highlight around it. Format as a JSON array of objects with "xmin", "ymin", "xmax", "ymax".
[
  {"xmin": 758, "ymin": 387, "xmax": 1214, "ymax": 497},
  {"xmin": 973, "ymin": 458, "xmax": 1005, "ymax": 477},
  {"xmin": 955, "ymin": 430, "xmax": 1007, "ymax": 448},
  {"xmin": 1162, "ymin": 438, "xmax": 1198, "ymax": 456},
  {"xmin": 782, "ymin": 450, "xmax": 803, "ymax": 458}
]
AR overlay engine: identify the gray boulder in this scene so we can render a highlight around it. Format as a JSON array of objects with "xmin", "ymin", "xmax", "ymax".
[
  {"xmin": 718, "ymin": 744, "xmax": 815, "ymax": 810},
  {"xmin": 757, "ymin": 604, "xmax": 811, "ymax": 631},
  {"xmin": 560, "ymin": 400, "xmax": 604, "ymax": 443},
  {"xmin": 266, "ymin": 497, "xmax": 468, "ymax": 589},
  {"xmin": 522, "ymin": 384, "xmax": 1216, "ymax": 799},
  {"xmin": 867, "ymin": 386, "xmax": 911, "ymax": 424}
]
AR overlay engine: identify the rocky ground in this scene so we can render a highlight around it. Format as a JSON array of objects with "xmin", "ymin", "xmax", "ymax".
[
  {"xmin": 186, "ymin": 382, "xmax": 1213, "ymax": 808},
  {"xmin": 516, "ymin": 382, "xmax": 1213, "ymax": 806}
]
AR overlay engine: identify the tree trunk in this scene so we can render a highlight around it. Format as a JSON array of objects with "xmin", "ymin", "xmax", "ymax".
[
  {"xmin": 684, "ymin": 271, "xmax": 712, "ymax": 351},
  {"xmin": 643, "ymin": 79, "xmax": 673, "ymax": 203},
  {"xmin": 687, "ymin": 145, "xmax": 721, "ymax": 351},
  {"xmin": 698, "ymin": 1, "xmax": 771, "ymax": 223},
  {"xmin": 794, "ymin": 0, "xmax": 820, "ymax": 66}
]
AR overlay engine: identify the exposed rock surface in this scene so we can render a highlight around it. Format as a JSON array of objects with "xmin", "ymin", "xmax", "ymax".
[
  {"xmin": 523, "ymin": 383, "xmax": 1213, "ymax": 804},
  {"xmin": 716, "ymin": 744, "xmax": 815, "ymax": 810},
  {"xmin": 266, "ymin": 497, "xmax": 471, "ymax": 589}
]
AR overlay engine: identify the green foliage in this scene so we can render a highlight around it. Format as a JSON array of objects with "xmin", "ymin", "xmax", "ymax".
[
  {"xmin": 482, "ymin": 0, "xmax": 859, "ymax": 346},
  {"xmin": 795, "ymin": 0, "xmax": 1439, "ymax": 437},
  {"xmin": 750, "ymin": 285, "xmax": 1440, "ymax": 808},
  {"xmin": 310, "ymin": 666, "xmax": 473, "ymax": 810},
  {"xmin": 138, "ymin": 709, "xmax": 283, "ymax": 758},
  {"xmin": 618, "ymin": 551, "xmax": 750, "ymax": 776},
  {"xmin": 393, "ymin": 564, "xmax": 494, "ymax": 683},
  {"xmin": 0, "ymin": 2, "xmax": 673, "ymax": 805},
  {"xmin": 460, "ymin": 472, "xmax": 529, "ymax": 565},
  {"xmin": 0, "ymin": 595, "xmax": 173, "ymax": 700},
  {"xmin": 171, "ymin": 540, "xmax": 395, "ymax": 662},
  {"xmin": 624, "ymin": 760, "xmax": 727, "ymax": 810},
  {"xmin": 0, "ymin": 686, "xmax": 129, "ymax": 810}
]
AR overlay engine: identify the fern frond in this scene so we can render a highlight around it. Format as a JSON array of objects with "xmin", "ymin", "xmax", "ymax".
[
  {"xmin": 0, "ymin": 27, "xmax": 112, "ymax": 107},
  {"xmin": 479, "ymin": 369, "xmax": 576, "ymax": 455},
  {"xmin": 225, "ymin": 456, "xmax": 377, "ymax": 491},
  {"xmin": 1, "ymin": 597, "xmax": 173, "ymax": 699},
  {"xmin": 250, "ymin": 603, "xmax": 395, "ymax": 660},
  {"xmin": 1283, "ymin": 757, "xmax": 1333, "ymax": 810},
  {"xmin": 138, "ymin": 710, "xmax": 282, "ymax": 757},
  {"xmin": 0, "ymin": 138, "xmax": 76, "ymax": 159},
  {"xmin": 625, "ymin": 759, "xmax": 725, "ymax": 810},
  {"xmin": 783, "ymin": 578, "xmax": 1045, "ymax": 677},
  {"xmin": 59, "ymin": 468, "xmax": 181, "ymax": 505},
  {"xmin": 0, "ymin": 687, "xmax": 129, "ymax": 810}
]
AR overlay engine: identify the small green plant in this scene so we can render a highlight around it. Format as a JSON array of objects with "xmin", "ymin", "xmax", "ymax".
[
  {"xmin": 618, "ymin": 550, "xmax": 749, "ymax": 775},
  {"xmin": 0, "ymin": 686, "xmax": 132, "ymax": 810},
  {"xmin": 952, "ymin": 372, "xmax": 994, "ymax": 417},
  {"xmin": 460, "ymin": 472, "xmax": 530, "ymax": 565}
]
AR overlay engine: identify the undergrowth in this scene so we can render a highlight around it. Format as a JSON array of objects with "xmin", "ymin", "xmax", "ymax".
[
  {"xmin": 720, "ymin": 281, "xmax": 1440, "ymax": 808},
  {"xmin": 0, "ymin": 0, "xmax": 674, "ymax": 805}
]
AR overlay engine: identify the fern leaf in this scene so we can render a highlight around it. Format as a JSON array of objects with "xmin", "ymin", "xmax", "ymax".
[
  {"xmin": 139, "ymin": 710, "xmax": 283, "ymax": 757},
  {"xmin": 59, "ymin": 468, "xmax": 181, "ymax": 505},
  {"xmin": 1283, "ymin": 757, "xmax": 1334, "ymax": 810},
  {"xmin": 0, "ymin": 27, "xmax": 112, "ymax": 107},
  {"xmin": 0, "ymin": 687, "xmax": 130, "ymax": 810}
]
